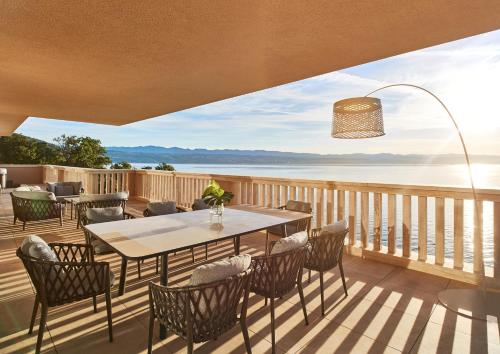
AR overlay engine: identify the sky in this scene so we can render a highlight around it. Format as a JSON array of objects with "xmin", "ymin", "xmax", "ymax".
[{"xmin": 17, "ymin": 29, "xmax": 500, "ymax": 156}]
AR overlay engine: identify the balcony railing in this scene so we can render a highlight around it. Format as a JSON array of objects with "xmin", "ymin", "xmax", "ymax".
[{"xmin": 4, "ymin": 164, "xmax": 498, "ymax": 289}]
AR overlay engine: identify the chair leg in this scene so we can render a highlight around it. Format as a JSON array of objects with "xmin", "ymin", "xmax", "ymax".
[
  {"xmin": 308, "ymin": 269, "xmax": 311, "ymax": 284},
  {"xmin": 13, "ymin": 216, "xmax": 17, "ymax": 225},
  {"xmin": 105, "ymin": 289, "xmax": 113, "ymax": 342},
  {"xmin": 137, "ymin": 260, "xmax": 141, "ymax": 279},
  {"xmin": 92, "ymin": 296, "xmax": 98, "ymax": 313},
  {"xmin": 191, "ymin": 247, "xmax": 195, "ymax": 263},
  {"xmin": 319, "ymin": 271, "xmax": 325, "ymax": 316},
  {"xmin": 264, "ymin": 297, "xmax": 268, "ymax": 306},
  {"xmin": 297, "ymin": 281, "xmax": 309, "ymax": 325},
  {"xmin": 339, "ymin": 261, "xmax": 348, "ymax": 297},
  {"xmin": 155, "ymin": 257, "xmax": 159, "ymax": 274},
  {"xmin": 147, "ymin": 313, "xmax": 154, "ymax": 354},
  {"xmin": 28, "ymin": 296, "xmax": 39, "ymax": 334},
  {"xmin": 240, "ymin": 318, "xmax": 252, "ymax": 354},
  {"xmin": 270, "ymin": 296, "xmax": 276, "ymax": 354},
  {"xmin": 187, "ymin": 338, "xmax": 194, "ymax": 354},
  {"xmin": 205, "ymin": 244, "xmax": 208, "ymax": 260},
  {"xmin": 59, "ymin": 216, "xmax": 63, "ymax": 227},
  {"xmin": 35, "ymin": 305, "xmax": 48, "ymax": 354},
  {"xmin": 265, "ymin": 231, "xmax": 269, "ymax": 255},
  {"xmin": 23, "ymin": 221, "xmax": 26, "ymax": 231}
]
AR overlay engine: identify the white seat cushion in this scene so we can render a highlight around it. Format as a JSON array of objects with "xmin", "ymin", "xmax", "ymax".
[
  {"xmin": 13, "ymin": 190, "xmax": 57, "ymax": 201},
  {"xmin": 86, "ymin": 206, "xmax": 124, "ymax": 224},
  {"xmin": 20, "ymin": 235, "xmax": 58, "ymax": 261},
  {"xmin": 270, "ymin": 231, "xmax": 308, "ymax": 255},
  {"xmin": 188, "ymin": 254, "xmax": 251, "ymax": 286},
  {"xmin": 320, "ymin": 220, "xmax": 347, "ymax": 236}
]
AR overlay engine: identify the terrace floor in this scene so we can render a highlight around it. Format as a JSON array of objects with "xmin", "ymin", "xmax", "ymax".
[{"xmin": 0, "ymin": 190, "xmax": 499, "ymax": 354}]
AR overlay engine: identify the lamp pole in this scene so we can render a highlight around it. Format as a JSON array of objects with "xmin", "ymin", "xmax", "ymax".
[{"xmin": 333, "ymin": 84, "xmax": 499, "ymax": 320}]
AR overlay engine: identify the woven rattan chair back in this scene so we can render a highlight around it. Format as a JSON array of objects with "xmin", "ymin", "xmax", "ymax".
[
  {"xmin": 149, "ymin": 268, "xmax": 252, "ymax": 343},
  {"xmin": 16, "ymin": 246, "xmax": 110, "ymax": 306},
  {"xmin": 11, "ymin": 193, "xmax": 63, "ymax": 230},
  {"xmin": 148, "ymin": 269, "xmax": 253, "ymax": 353},
  {"xmin": 251, "ymin": 245, "xmax": 307, "ymax": 298},
  {"xmin": 77, "ymin": 198, "xmax": 128, "ymax": 227},
  {"xmin": 305, "ymin": 229, "xmax": 348, "ymax": 271}
]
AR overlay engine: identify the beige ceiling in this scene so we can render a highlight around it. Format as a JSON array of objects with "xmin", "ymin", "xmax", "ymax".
[{"xmin": 1, "ymin": 1, "xmax": 500, "ymax": 135}]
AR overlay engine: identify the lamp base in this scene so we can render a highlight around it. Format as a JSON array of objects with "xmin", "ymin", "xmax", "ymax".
[{"xmin": 438, "ymin": 289, "xmax": 500, "ymax": 321}]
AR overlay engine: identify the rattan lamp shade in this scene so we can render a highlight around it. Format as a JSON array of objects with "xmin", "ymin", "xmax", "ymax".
[{"xmin": 332, "ymin": 97, "xmax": 385, "ymax": 139}]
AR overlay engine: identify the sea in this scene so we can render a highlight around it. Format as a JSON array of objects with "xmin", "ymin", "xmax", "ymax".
[{"xmin": 131, "ymin": 163, "xmax": 500, "ymax": 268}]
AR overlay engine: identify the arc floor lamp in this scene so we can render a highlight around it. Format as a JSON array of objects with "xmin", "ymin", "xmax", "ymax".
[{"xmin": 332, "ymin": 83, "xmax": 500, "ymax": 320}]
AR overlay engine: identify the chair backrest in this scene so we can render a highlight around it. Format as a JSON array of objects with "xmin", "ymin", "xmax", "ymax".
[
  {"xmin": 285, "ymin": 200, "xmax": 312, "ymax": 213},
  {"xmin": 149, "ymin": 268, "xmax": 252, "ymax": 343},
  {"xmin": 16, "ymin": 247, "xmax": 108, "ymax": 307},
  {"xmin": 251, "ymin": 245, "xmax": 307, "ymax": 298},
  {"xmin": 306, "ymin": 229, "xmax": 348, "ymax": 271},
  {"xmin": 192, "ymin": 198, "xmax": 209, "ymax": 211},
  {"xmin": 144, "ymin": 201, "xmax": 177, "ymax": 217},
  {"xmin": 77, "ymin": 197, "xmax": 128, "ymax": 227}
]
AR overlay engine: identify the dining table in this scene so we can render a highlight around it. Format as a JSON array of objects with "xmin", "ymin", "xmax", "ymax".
[{"xmin": 84, "ymin": 204, "xmax": 312, "ymax": 339}]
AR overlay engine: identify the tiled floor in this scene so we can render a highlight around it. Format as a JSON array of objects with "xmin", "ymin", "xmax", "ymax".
[{"xmin": 1, "ymin": 190, "xmax": 499, "ymax": 353}]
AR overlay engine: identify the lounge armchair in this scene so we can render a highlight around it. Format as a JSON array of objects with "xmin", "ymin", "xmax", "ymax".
[
  {"xmin": 10, "ymin": 190, "xmax": 64, "ymax": 230},
  {"xmin": 305, "ymin": 221, "xmax": 349, "ymax": 315},
  {"xmin": 17, "ymin": 235, "xmax": 113, "ymax": 354},
  {"xmin": 148, "ymin": 255, "xmax": 253, "ymax": 354}
]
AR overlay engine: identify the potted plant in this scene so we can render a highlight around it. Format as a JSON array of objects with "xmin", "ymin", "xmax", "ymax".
[{"xmin": 202, "ymin": 180, "xmax": 234, "ymax": 216}]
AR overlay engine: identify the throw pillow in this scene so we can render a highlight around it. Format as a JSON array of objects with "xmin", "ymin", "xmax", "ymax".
[
  {"xmin": 20, "ymin": 235, "xmax": 58, "ymax": 261},
  {"xmin": 188, "ymin": 254, "xmax": 251, "ymax": 286},
  {"xmin": 86, "ymin": 206, "xmax": 124, "ymax": 224},
  {"xmin": 270, "ymin": 231, "xmax": 308, "ymax": 255},
  {"xmin": 320, "ymin": 220, "xmax": 347, "ymax": 236}
]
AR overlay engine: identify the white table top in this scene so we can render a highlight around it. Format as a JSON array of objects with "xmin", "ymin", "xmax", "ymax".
[{"xmin": 84, "ymin": 204, "xmax": 311, "ymax": 259}]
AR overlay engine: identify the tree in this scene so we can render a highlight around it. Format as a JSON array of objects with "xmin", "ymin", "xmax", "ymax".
[
  {"xmin": 155, "ymin": 162, "xmax": 175, "ymax": 171},
  {"xmin": 0, "ymin": 134, "xmax": 62, "ymax": 164},
  {"xmin": 110, "ymin": 161, "xmax": 132, "ymax": 169},
  {"xmin": 54, "ymin": 135, "xmax": 111, "ymax": 168}
]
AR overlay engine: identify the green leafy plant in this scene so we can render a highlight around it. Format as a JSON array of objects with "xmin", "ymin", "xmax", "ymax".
[
  {"xmin": 202, "ymin": 180, "xmax": 234, "ymax": 206},
  {"xmin": 155, "ymin": 162, "xmax": 175, "ymax": 171},
  {"xmin": 110, "ymin": 161, "xmax": 132, "ymax": 169}
]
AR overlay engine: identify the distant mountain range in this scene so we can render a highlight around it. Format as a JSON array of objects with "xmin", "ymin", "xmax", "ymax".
[{"xmin": 105, "ymin": 146, "xmax": 500, "ymax": 165}]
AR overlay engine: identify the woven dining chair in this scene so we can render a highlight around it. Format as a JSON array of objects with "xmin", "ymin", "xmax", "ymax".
[
  {"xmin": 265, "ymin": 200, "xmax": 312, "ymax": 253},
  {"xmin": 17, "ymin": 243, "xmax": 113, "ymax": 354},
  {"xmin": 147, "ymin": 268, "xmax": 253, "ymax": 354},
  {"xmin": 250, "ymin": 244, "xmax": 309, "ymax": 353},
  {"xmin": 305, "ymin": 226, "xmax": 349, "ymax": 316}
]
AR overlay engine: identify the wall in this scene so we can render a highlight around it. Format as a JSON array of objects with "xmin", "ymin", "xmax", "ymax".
[{"xmin": 0, "ymin": 164, "xmax": 44, "ymax": 187}]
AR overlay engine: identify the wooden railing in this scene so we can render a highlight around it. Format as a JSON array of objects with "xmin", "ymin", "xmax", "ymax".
[{"xmin": 40, "ymin": 165, "xmax": 500, "ymax": 288}]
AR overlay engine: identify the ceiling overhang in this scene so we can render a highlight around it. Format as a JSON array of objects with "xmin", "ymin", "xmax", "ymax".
[{"xmin": 1, "ymin": 1, "xmax": 500, "ymax": 135}]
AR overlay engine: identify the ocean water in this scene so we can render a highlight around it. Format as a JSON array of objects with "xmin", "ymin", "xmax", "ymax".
[
  {"xmin": 132, "ymin": 163, "xmax": 500, "ymax": 189},
  {"xmin": 132, "ymin": 163, "xmax": 500, "ymax": 267}
]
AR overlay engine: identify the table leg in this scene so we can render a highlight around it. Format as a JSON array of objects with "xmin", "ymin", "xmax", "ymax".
[
  {"xmin": 70, "ymin": 203, "xmax": 74, "ymax": 220},
  {"xmin": 118, "ymin": 257, "xmax": 128, "ymax": 296},
  {"xmin": 281, "ymin": 224, "xmax": 288, "ymax": 237},
  {"xmin": 159, "ymin": 253, "xmax": 169, "ymax": 339},
  {"xmin": 234, "ymin": 236, "xmax": 241, "ymax": 255}
]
